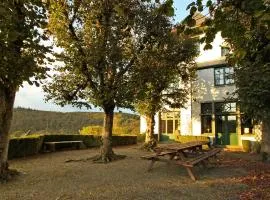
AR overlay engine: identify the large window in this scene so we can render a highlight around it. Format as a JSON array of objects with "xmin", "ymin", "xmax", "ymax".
[
  {"xmin": 160, "ymin": 111, "xmax": 180, "ymax": 134},
  {"xmin": 201, "ymin": 103, "xmax": 212, "ymax": 134},
  {"xmin": 214, "ymin": 66, "xmax": 234, "ymax": 86},
  {"xmin": 215, "ymin": 102, "xmax": 236, "ymax": 114}
]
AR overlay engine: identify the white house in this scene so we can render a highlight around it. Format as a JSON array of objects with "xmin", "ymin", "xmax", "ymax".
[{"xmin": 140, "ymin": 32, "xmax": 260, "ymax": 146}]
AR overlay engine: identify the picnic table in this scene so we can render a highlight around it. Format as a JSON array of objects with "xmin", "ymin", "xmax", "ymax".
[{"xmin": 141, "ymin": 141, "xmax": 221, "ymax": 181}]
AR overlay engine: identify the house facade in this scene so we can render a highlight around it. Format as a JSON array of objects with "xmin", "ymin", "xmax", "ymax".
[{"xmin": 140, "ymin": 32, "xmax": 261, "ymax": 146}]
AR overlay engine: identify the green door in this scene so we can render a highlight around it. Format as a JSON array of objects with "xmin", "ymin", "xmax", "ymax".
[{"xmin": 216, "ymin": 115, "xmax": 238, "ymax": 145}]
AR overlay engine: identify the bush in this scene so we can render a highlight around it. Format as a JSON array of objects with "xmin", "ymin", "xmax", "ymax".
[
  {"xmin": 8, "ymin": 135, "xmax": 44, "ymax": 159},
  {"xmin": 137, "ymin": 134, "xmax": 146, "ymax": 143},
  {"xmin": 43, "ymin": 134, "xmax": 101, "ymax": 148},
  {"xmin": 8, "ymin": 134, "xmax": 137, "ymax": 159},
  {"xmin": 242, "ymin": 140, "xmax": 251, "ymax": 152},
  {"xmin": 79, "ymin": 126, "xmax": 102, "ymax": 135},
  {"xmin": 251, "ymin": 141, "xmax": 261, "ymax": 154},
  {"xmin": 112, "ymin": 135, "xmax": 137, "ymax": 146},
  {"xmin": 175, "ymin": 135, "xmax": 210, "ymax": 143}
]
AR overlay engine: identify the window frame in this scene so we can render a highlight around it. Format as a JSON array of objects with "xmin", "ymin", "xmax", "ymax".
[{"xmin": 214, "ymin": 66, "xmax": 234, "ymax": 86}]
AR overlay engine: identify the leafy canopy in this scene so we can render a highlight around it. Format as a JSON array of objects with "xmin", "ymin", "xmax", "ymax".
[
  {"xmin": 187, "ymin": 0, "xmax": 270, "ymax": 120},
  {"xmin": 0, "ymin": 0, "xmax": 51, "ymax": 89},
  {"xmin": 134, "ymin": 31, "xmax": 198, "ymax": 116},
  {"xmin": 45, "ymin": 0, "xmax": 177, "ymax": 111}
]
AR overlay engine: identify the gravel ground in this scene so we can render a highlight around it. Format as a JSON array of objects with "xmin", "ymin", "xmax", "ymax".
[{"xmin": 0, "ymin": 145, "xmax": 250, "ymax": 200}]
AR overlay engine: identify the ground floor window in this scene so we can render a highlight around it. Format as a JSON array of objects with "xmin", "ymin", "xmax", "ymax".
[
  {"xmin": 201, "ymin": 115, "xmax": 212, "ymax": 133},
  {"xmin": 160, "ymin": 111, "xmax": 180, "ymax": 134},
  {"xmin": 241, "ymin": 115, "xmax": 253, "ymax": 134}
]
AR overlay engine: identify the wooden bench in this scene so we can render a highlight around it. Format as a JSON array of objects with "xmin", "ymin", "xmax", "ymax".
[
  {"xmin": 43, "ymin": 141, "xmax": 83, "ymax": 152},
  {"xmin": 176, "ymin": 148, "xmax": 222, "ymax": 181},
  {"xmin": 141, "ymin": 150, "xmax": 178, "ymax": 171},
  {"xmin": 141, "ymin": 148, "xmax": 222, "ymax": 181}
]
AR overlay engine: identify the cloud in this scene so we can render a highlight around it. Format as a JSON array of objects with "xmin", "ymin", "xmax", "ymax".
[{"xmin": 14, "ymin": 82, "xmax": 101, "ymax": 112}]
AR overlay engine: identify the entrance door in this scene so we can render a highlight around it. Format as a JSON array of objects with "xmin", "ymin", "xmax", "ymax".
[{"xmin": 216, "ymin": 115, "xmax": 237, "ymax": 145}]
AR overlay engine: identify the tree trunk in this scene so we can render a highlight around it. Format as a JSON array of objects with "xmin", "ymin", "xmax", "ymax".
[
  {"xmin": 261, "ymin": 117, "xmax": 270, "ymax": 161},
  {"xmin": 99, "ymin": 105, "xmax": 115, "ymax": 162},
  {"xmin": 0, "ymin": 87, "xmax": 16, "ymax": 179},
  {"xmin": 144, "ymin": 113, "xmax": 157, "ymax": 149}
]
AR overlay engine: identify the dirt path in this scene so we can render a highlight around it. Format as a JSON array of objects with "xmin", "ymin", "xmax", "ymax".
[{"xmin": 0, "ymin": 145, "xmax": 261, "ymax": 200}]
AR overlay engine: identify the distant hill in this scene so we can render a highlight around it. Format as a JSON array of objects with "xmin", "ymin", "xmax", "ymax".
[{"xmin": 10, "ymin": 107, "xmax": 140, "ymax": 136}]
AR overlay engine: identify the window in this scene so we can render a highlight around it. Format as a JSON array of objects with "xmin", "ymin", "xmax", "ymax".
[
  {"xmin": 201, "ymin": 103, "xmax": 212, "ymax": 134},
  {"xmin": 221, "ymin": 46, "xmax": 230, "ymax": 56},
  {"xmin": 241, "ymin": 115, "xmax": 253, "ymax": 134},
  {"xmin": 215, "ymin": 102, "xmax": 236, "ymax": 114},
  {"xmin": 201, "ymin": 115, "xmax": 212, "ymax": 133},
  {"xmin": 160, "ymin": 111, "xmax": 180, "ymax": 134},
  {"xmin": 214, "ymin": 66, "xmax": 234, "ymax": 86}
]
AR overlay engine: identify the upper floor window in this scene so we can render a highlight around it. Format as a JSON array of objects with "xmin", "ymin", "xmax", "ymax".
[
  {"xmin": 221, "ymin": 46, "xmax": 230, "ymax": 56},
  {"xmin": 214, "ymin": 66, "xmax": 234, "ymax": 86}
]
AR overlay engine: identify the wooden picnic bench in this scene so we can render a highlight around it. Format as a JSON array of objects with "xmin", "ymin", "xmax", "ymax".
[
  {"xmin": 141, "ymin": 141, "xmax": 222, "ymax": 181},
  {"xmin": 175, "ymin": 148, "xmax": 221, "ymax": 180},
  {"xmin": 43, "ymin": 141, "xmax": 83, "ymax": 152}
]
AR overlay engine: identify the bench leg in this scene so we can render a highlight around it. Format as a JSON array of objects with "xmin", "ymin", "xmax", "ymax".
[
  {"xmin": 186, "ymin": 167, "xmax": 197, "ymax": 181},
  {"xmin": 147, "ymin": 159, "xmax": 156, "ymax": 171}
]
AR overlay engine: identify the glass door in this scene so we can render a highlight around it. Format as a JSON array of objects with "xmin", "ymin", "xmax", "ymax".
[{"xmin": 216, "ymin": 115, "xmax": 237, "ymax": 145}]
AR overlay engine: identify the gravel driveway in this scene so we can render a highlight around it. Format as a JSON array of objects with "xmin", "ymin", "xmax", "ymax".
[{"xmin": 0, "ymin": 145, "xmax": 248, "ymax": 200}]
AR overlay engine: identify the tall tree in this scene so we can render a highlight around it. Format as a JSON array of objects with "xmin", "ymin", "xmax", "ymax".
[
  {"xmin": 134, "ymin": 31, "xmax": 198, "ymax": 149},
  {"xmin": 187, "ymin": 0, "xmax": 270, "ymax": 158},
  {"xmin": 45, "ymin": 0, "xmax": 175, "ymax": 162},
  {"xmin": 0, "ymin": 0, "xmax": 50, "ymax": 180}
]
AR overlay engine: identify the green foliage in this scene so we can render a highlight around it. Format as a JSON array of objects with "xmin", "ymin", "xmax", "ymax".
[
  {"xmin": 251, "ymin": 141, "xmax": 261, "ymax": 154},
  {"xmin": 133, "ymin": 31, "xmax": 198, "ymax": 117},
  {"xmin": 43, "ymin": 134, "xmax": 101, "ymax": 148},
  {"xmin": 10, "ymin": 108, "xmax": 139, "ymax": 136},
  {"xmin": 187, "ymin": 0, "xmax": 270, "ymax": 121},
  {"xmin": 80, "ymin": 126, "xmax": 103, "ymax": 135},
  {"xmin": 0, "ymin": 0, "xmax": 51, "ymax": 88},
  {"xmin": 242, "ymin": 140, "xmax": 251, "ymax": 153},
  {"xmin": 175, "ymin": 135, "xmax": 210, "ymax": 143},
  {"xmin": 8, "ymin": 135, "xmax": 44, "ymax": 159},
  {"xmin": 137, "ymin": 134, "xmax": 146, "ymax": 143},
  {"xmin": 45, "ymin": 0, "xmax": 176, "ymax": 111},
  {"xmin": 8, "ymin": 134, "xmax": 137, "ymax": 159},
  {"xmin": 79, "ymin": 112, "xmax": 140, "ymax": 135}
]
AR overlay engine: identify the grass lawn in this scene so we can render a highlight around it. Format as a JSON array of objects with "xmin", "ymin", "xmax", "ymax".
[{"xmin": 0, "ymin": 145, "xmax": 269, "ymax": 200}]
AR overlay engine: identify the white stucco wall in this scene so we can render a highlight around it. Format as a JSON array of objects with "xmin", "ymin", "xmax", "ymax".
[
  {"xmin": 190, "ymin": 32, "xmax": 236, "ymax": 135},
  {"xmin": 140, "ymin": 32, "xmax": 236, "ymax": 137}
]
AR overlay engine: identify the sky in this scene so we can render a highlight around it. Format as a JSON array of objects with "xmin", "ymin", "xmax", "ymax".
[{"xmin": 14, "ymin": 0, "xmax": 192, "ymax": 113}]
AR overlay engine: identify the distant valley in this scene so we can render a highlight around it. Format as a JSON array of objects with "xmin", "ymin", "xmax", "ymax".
[{"xmin": 11, "ymin": 107, "xmax": 140, "ymax": 137}]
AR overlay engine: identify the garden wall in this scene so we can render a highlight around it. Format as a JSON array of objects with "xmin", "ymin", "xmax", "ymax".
[{"xmin": 8, "ymin": 134, "xmax": 137, "ymax": 159}]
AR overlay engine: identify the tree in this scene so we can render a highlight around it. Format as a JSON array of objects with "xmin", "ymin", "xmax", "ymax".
[
  {"xmin": 187, "ymin": 0, "xmax": 270, "ymax": 158},
  {"xmin": 0, "ymin": 0, "xmax": 50, "ymax": 180},
  {"xmin": 133, "ymin": 31, "xmax": 198, "ymax": 149},
  {"xmin": 45, "ymin": 0, "xmax": 175, "ymax": 162}
]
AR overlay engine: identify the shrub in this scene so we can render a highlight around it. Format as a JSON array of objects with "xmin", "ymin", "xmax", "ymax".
[
  {"xmin": 137, "ymin": 134, "xmax": 146, "ymax": 143},
  {"xmin": 175, "ymin": 135, "xmax": 210, "ymax": 143},
  {"xmin": 8, "ymin": 135, "xmax": 44, "ymax": 159},
  {"xmin": 8, "ymin": 134, "xmax": 137, "ymax": 159},
  {"xmin": 112, "ymin": 135, "xmax": 137, "ymax": 146},
  {"xmin": 242, "ymin": 140, "xmax": 251, "ymax": 152},
  {"xmin": 251, "ymin": 141, "xmax": 261, "ymax": 154},
  {"xmin": 79, "ymin": 126, "xmax": 102, "ymax": 135},
  {"xmin": 43, "ymin": 134, "xmax": 102, "ymax": 148}
]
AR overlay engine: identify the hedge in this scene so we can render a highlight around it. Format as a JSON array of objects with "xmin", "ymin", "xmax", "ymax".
[
  {"xmin": 8, "ymin": 134, "xmax": 137, "ymax": 159},
  {"xmin": 175, "ymin": 135, "xmax": 210, "ymax": 143},
  {"xmin": 8, "ymin": 135, "xmax": 44, "ymax": 159}
]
